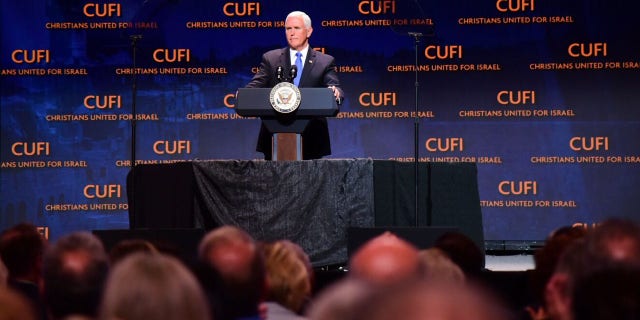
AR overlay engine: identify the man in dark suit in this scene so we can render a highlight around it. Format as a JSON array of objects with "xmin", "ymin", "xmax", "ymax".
[{"xmin": 246, "ymin": 11, "xmax": 344, "ymax": 160}]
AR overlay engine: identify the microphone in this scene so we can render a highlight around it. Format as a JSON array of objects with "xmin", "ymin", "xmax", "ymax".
[
  {"xmin": 276, "ymin": 66, "xmax": 283, "ymax": 82},
  {"xmin": 289, "ymin": 65, "xmax": 297, "ymax": 83},
  {"xmin": 129, "ymin": 34, "xmax": 143, "ymax": 45}
]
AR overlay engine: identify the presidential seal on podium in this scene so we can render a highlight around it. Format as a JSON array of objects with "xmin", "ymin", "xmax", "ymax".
[{"xmin": 269, "ymin": 82, "xmax": 301, "ymax": 114}]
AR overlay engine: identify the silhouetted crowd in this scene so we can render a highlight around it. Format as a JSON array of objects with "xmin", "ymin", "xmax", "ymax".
[{"xmin": 1, "ymin": 218, "xmax": 639, "ymax": 320}]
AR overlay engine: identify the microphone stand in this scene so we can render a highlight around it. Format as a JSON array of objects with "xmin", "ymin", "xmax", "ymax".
[
  {"xmin": 128, "ymin": 34, "xmax": 141, "ymax": 225},
  {"xmin": 408, "ymin": 32, "xmax": 422, "ymax": 227}
]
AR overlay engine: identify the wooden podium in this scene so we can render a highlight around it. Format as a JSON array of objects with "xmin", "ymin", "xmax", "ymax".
[{"xmin": 235, "ymin": 87, "xmax": 339, "ymax": 160}]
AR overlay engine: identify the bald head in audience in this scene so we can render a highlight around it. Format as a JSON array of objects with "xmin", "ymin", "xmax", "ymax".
[
  {"xmin": 197, "ymin": 225, "xmax": 265, "ymax": 320},
  {"xmin": 349, "ymin": 232, "xmax": 421, "ymax": 285},
  {"xmin": 198, "ymin": 225, "xmax": 262, "ymax": 285},
  {"xmin": 43, "ymin": 231, "xmax": 109, "ymax": 320}
]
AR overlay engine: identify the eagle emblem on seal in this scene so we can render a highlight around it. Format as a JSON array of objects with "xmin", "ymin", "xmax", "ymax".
[{"xmin": 269, "ymin": 82, "xmax": 301, "ymax": 114}]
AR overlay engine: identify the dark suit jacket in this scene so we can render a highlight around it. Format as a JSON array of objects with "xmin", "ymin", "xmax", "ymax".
[{"xmin": 246, "ymin": 47, "xmax": 343, "ymax": 160}]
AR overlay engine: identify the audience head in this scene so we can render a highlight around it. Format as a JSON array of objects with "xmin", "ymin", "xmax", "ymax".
[
  {"xmin": 197, "ymin": 225, "xmax": 265, "ymax": 320},
  {"xmin": 545, "ymin": 218, "xmax": 640, "ymax": 320},
  {"xmin": 0, "ymin": 287, "xmax": 37, "ymax": 320},
  {"xmin": 529, "ymin": 225, "xmax": 586, "ymax": 305},
  {"xmin": 583, "ymin": 218, "xmax": 640, "ymax": 267},
  {"xmin": 418, "ymin": 247, "xmax": 465, "ymax": 284},
  {"xmin": 108, "ymin": 238, "xmax": 157, "ymax": 265},
  {"xmin": 305, "ymin": 278, "xmax": 372, "ymax": 320},
  {"xmin": 281, "ymin": 240, "xmax": 314, "ymax": 288},
  {"xmin": 0, "ymin": 223, "xmax": 47, "ymax": 319},
  {"xmin": 434, "ymin": 231, "xmax": 485, "ymax": 279},
  {"xmin": 0, "ymin": 223, "xmax": 46, "ymax": 282},
  {"xmin": 0, "ymin": 258, "xmax": 7, "ymax": 288},
  {"xmin": 43, "ymin": 231, "xmax": 109, "ymax": 320},
  {"xmin": 261, "ymin": 240, "xmax": 312, "ymax": 313},
  {"xmin": 535, "ymin": 225, "xmax": 588, "ymax": 275},
  {"xmin": 572, "ymin": 264, "xmax": 640, "ymax": 320},
  {"xmin": 348, "ymin": 231, "xmax": 421, "ymax": 286},
  {"xmin": 99, "ymin": 252, "xmax": 210, "ymax": 320},
  {"xmin": 351, "ymin": 279, "xmax": 511, "ymax": 320}
]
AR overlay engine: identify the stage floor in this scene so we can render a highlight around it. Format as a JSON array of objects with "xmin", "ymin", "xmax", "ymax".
[{"xmin": 485, "ymin": 254, "xmax": 534, "ymax": 271}]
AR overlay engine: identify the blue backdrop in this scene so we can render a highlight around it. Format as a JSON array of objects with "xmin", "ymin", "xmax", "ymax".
[{"xmin": 2, "ymin": 0, "xmax": 639, "ymax": 242}]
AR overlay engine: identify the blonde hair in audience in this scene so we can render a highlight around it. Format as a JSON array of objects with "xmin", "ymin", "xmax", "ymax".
[
  {"xmin": 418, "ymin": 247, "xmax": 466, "ymax": 284},
  {"xmin": 262, "ymin": 240, "xmax": 312, "ymax": 313}
]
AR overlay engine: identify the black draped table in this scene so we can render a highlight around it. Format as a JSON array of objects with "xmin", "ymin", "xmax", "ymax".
[{"xmin": 127, "ymin": 159, "xmax": 483, "ymax": 266}]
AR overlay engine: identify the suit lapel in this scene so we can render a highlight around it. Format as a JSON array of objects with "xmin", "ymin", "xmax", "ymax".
[{"xmin": 300, "ymin": 49, "xmax": 316, "ymax": 87}]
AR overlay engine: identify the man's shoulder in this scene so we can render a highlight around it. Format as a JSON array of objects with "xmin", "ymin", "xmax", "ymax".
[
  {"xmin": 263, "ymin": 47, "xmax": 287, "ymax": 59},
  {"xmin": 309, "ymin": 49, "xmax": 335, "ymax": 62}
]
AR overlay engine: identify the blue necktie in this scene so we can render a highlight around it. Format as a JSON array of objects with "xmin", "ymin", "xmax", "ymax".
[{"xmin": 294, "ymin": 51, "xmax": 303, "ymax": 86}]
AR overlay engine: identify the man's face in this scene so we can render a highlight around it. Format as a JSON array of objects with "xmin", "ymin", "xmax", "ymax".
[{"xmin": 285, "ymin": 16, "xmax": 312, "ymax": 51}]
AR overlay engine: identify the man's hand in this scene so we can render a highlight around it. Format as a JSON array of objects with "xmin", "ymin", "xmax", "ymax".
[
  {"xmin": 328, "ymin": 85, "xmax": 343, "ymax": 105},
  {"xmin": 328, "ymin": 85, "xmax": 340, "ymax": 99}
]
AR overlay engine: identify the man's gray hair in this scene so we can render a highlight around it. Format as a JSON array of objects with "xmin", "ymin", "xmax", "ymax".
[{"xmin": 286, "ymin": 11, "xmax": 312, "ymax": 28}]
